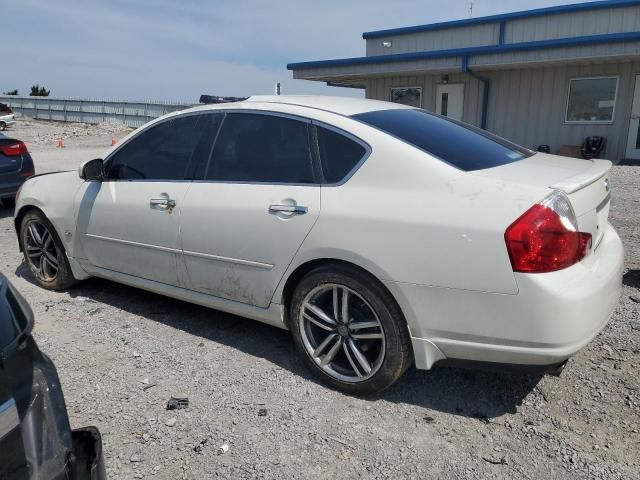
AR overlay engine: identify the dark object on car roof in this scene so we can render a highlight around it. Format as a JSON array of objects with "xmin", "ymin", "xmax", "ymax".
[
  {"xmin": 581, "ymin": 136, "xmax": 606, "ymax": 160},
  {"xmin": 199, "ymin": 94, "xmax": 247, "ymax": 104}
]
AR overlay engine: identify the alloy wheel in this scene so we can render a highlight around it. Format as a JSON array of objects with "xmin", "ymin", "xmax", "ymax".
[
  {"xmin": 298, "ymin": 284, "xmax": 386, "ymax": 383},
  {"xmin": 24, "ymin": 221, "xmax": 59, "ymax": 281}
]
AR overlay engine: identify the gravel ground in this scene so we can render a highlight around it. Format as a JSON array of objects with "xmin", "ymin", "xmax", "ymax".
[{"xmin": 0, "ymin": 118, "xmax": 639, "ymax": 479}]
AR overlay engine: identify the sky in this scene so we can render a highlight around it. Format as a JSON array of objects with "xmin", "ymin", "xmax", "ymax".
[{"xmin": 2, "ymin": 0, "xmax": 587, "ymax": 102}]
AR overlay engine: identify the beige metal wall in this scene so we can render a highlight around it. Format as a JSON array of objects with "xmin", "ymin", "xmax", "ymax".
[
  {"xmin": 364, "ymin": 5, "xmax": 640, "ymax": 58},
  {"xmin": 505, "ymin": 5, "xmax": 640, "ymax": 43},
  {"xmin": 365, "ymin": 23, "xmax": 498, "ymax": 56},
  {"xmin": 365, "ymin": 61, "xmax": 640, "ymax": 162}
]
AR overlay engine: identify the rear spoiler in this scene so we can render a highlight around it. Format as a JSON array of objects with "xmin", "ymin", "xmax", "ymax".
[{"xmin": 550, "ymin": 159, "xmax": 612, "ymax": 194}]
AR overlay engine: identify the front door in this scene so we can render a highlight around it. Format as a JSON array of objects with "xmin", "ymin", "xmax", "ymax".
[
  {"xmin": 626, "ymin": 74, "xmax": 640, "ymax": 160},
  {"xmin": 435, "ymin": 83, "xmax": 464, "ymax": 121},
  {"xmin": 180, "ymin": 112, "xmax": 320, "ymax": 308},
  {"xmin": 77, "ymin": 113, "xmax": 219, "ymax": 286}
]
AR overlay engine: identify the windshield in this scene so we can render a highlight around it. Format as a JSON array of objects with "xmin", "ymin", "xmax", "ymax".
[
  {"xmin": 351, "ymin": 109, "xmax": 533, "ymax": 171},
  {"xmin": 0, "ymin": 275, "xmax": 32, "ymax": 354}
]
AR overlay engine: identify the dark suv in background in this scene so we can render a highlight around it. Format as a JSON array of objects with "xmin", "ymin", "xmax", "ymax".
[
  {"xmin": 0, "ymin": 138, "xmax": 34, "ymax": 207},
  {"xmin": 0, "ymin": 273, "xmax": 106, "ymax": 479}
]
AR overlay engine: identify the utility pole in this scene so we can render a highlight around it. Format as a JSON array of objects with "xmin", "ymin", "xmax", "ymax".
[{"xmin": 469, "ymin": 2, "xmax": 473, "ymax": 18}]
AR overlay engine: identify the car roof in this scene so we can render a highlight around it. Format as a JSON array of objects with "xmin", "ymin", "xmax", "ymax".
[{"xmin": 187, "ymin": 95, "xmax": 412, "ymax": 117}]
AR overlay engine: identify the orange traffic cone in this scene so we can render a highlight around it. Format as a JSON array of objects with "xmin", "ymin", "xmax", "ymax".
[
  {"xmin": 111, "ymin": 136, "xmax": 116, "ymax": 146},
  {"xmin": 57, "ymin": 138, "xmax": 65, "ymax": 148}
]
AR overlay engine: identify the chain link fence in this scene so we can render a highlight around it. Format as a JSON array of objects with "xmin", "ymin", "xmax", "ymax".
[{"xmin": 0, "ymin": 96, "xmax": 194, "ymax": 128}]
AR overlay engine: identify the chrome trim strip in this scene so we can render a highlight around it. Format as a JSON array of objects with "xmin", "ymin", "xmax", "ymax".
[
  {"xmin": 596, "ymin": 192, "xmax": 611, "ymax": 213},
  {"xmin": 83, "ymin": 233, "xmax": 179, "ymax": 254},
  {"xmin": 0, "ymin": 398, "xmax": 19, "ymax": 439},
  {"xmin": 83, "ymin": 233, "xmax": 273, "ymax": 270},
  {"xmin": 182, "ymin": 250, "xmax": 274, "ymax": 270}
]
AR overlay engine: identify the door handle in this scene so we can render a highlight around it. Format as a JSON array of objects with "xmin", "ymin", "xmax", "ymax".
[
  {"xmin": 150, "ymin": 198, "xmax": 176, "ymax": 209},
  {"xmin": 268, "ymin": 204, "xmax": 308, "ymax": 215}
]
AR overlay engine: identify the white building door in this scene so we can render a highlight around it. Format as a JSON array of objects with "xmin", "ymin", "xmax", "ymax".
[
  {"xmin": 435, "ymin": 84, "xmax": 464, "ymax": 121},
  {"xmin": 626, "ymin": 74, "xmax": 640, "ymax": 160}
]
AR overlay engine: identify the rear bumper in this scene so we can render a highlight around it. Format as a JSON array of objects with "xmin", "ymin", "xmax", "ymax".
[{"xmin": 387, "ymin": 224, "xmax": 624, "ymax": 369}]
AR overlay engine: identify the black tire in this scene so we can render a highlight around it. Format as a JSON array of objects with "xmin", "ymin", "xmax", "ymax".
[
  {"xmin": 0, "ymin": 122, "xmax": 5, "ymax": 131},
  {"xmin": 288, "ymin": 264, "xmax": 412, "ymax": 395},
  {"xmin": 20, "ymin": 210, "xmax": 78, "ymax": 290},
  {"xmin": 1, "ymin": 197, "xmax": 15, "ymax": 208}
]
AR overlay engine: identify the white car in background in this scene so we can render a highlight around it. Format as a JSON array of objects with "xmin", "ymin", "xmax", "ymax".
[
  {"xmin": 0, "ymin": 112, "xmax": 16, "ymax": 131},
  {"xmin": 13, "ymin": 96, "xmax": 623, "ymax": 394}
]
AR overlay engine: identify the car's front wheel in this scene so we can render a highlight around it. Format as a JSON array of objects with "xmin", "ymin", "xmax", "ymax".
[
  {"xmin": 288, "ymin": 265, "xmax": 412, "ymax": 395},
  {"xmin": 0, "ymin": 122, "xmax": 6, "ymax": 131},
  {"xmin": 20, "ymin": 210, "xmax": 78, "ymax": 290}
]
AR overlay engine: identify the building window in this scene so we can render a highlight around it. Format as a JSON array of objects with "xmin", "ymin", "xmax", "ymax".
[
  {"xmin": 566, "ymin": 77, "xmax": 618, "ymax": 123},
  {"xmin": 390, "ymin": 87, "xmax": 422, "ymax": 108}
]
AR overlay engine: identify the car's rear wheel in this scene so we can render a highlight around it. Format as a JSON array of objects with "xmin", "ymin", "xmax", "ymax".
[
  {"xmin": 288, "ymin": 265, "xmax": 412, "ymax": 395},
  {"xmin": 20, "ymin": 210, "xmax": 78, "ymax": 290},
  {"xmin": 0, "ymin": 122, "xmax": 6, "ymax": 131}
]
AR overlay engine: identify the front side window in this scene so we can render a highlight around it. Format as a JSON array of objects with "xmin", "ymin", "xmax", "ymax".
[
  {"xmin": 566, "ymin": 77, "xmax": 618, "ymax": 123},
  {"xmin": 390, "ymin": 87, "xmax": 422, "ymax": 108},
  {"xmin": 205, "ymin": 113, "xmax": 314, "ymax": 184},
  {"xmin": 352, "ymin": 109, "xmax": 533, "ymax": 172},
  {"xmin": 316, "ymin": 126, "xmax": 366, "ymax": 183},
  {"xmin": 106, "ymin": 113, "xmax": 220, "ymax": 180}
]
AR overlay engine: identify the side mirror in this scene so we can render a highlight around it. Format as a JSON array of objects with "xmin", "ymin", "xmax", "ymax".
[{"xmin": 79, "ymin": 158, "xmax": 104, "ymax": 181}]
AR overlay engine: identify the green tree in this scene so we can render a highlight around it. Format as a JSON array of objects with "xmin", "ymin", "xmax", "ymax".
[
  {"xmin": 3, "ymin": 89, "xmax": 18, "ymax": 95},
  {"xmin": 29, "ymin": 85, "xmax": 50, "ymax": 96}
]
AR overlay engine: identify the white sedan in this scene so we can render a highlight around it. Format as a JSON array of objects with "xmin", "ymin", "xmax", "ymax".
[{"xmin": 13, "ymin": 96, "xmax": 623, "ymax": 394}]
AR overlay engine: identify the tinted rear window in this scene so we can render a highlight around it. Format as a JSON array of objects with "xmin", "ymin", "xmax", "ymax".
[{"xmin": 352, "ymin": 109, "xmax": 533, "ymax": 171}]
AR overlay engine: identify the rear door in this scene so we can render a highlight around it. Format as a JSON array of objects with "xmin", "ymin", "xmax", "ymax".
[
  {"xmin": 180, "ymin": 111, "xmax": 320, "ymax": 307},
  {"xmin": 77, "ymin": 113, "xmax": 221, "ymax": 286}
]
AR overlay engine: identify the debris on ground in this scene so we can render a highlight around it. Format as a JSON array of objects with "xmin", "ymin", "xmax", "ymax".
[{"xmin": 166, "ymin": 397, "xmax": 189, "ymax": 410}]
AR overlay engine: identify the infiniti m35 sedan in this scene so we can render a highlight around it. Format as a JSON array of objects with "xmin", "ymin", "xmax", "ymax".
[{"xmin": 13, "ymin": 96, "xmax": 623, "ymax": 394}]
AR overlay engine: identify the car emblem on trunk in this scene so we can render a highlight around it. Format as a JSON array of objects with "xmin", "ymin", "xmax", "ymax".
[{"xmin": 604, "ymin": 178, "xmax": 610, "ymax": 192}]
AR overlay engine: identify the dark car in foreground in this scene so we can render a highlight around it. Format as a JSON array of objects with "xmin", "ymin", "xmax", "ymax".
[
  {"xmin": 0, "ymin": 273, "xmax": 106, "ymax": 479},
  {"xmin": 0, "ymin": 138, "xmax": 34, "ymax": 207}
]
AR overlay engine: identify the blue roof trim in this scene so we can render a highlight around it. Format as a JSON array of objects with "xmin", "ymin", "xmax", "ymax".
[
  {"xmin": 287, "ymin": 31, "xmax": 640, "ymax": 70},
  {"xmin": 362, "ymin": 0, "xmax": 640, "ymax": 39}
]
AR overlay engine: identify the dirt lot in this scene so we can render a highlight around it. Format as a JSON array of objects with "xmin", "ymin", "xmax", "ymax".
[{"xmin": 1, "ymin": 118, "xmax": 639, "ymax": 479}]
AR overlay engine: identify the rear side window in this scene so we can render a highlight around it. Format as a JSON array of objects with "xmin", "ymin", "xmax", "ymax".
[
  {"xmin": 205, "ymin": 113, "xmax": 314, "ymax": 184},
  {"xmin": 106, "ymin": 113, "xmax": 220, "ymax": 180},
  {"xmin": 352, "ymin": 109, "xmax": 533, "ymax": 171},
  {"xmin": 316, "ymin": 126, "xmax": 366, "ymax": 183}
]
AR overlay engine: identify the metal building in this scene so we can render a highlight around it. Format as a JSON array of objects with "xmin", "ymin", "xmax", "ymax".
[{"xmin": 288, "ymin": 0, "xmax": 640, "ymax": 162}]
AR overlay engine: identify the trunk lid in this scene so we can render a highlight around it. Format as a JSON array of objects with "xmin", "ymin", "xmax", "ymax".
[{"xmin": 473, "ymin": 153, "xmax": 612, "ymax": 248}]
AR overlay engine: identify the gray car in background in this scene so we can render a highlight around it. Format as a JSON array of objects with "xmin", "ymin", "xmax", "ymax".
[{"xmin": 0, "ymin": 137, "xmax": 34, "ymax": 207}]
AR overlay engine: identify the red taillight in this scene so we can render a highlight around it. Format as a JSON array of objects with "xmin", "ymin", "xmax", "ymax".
[
  {"xmin": 0, "ymin": 141, "xmax": 29, "ymax": 157},
  {"xmin": 505, "ymin": 192, "xmax": 592, "ymax": 273}
]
